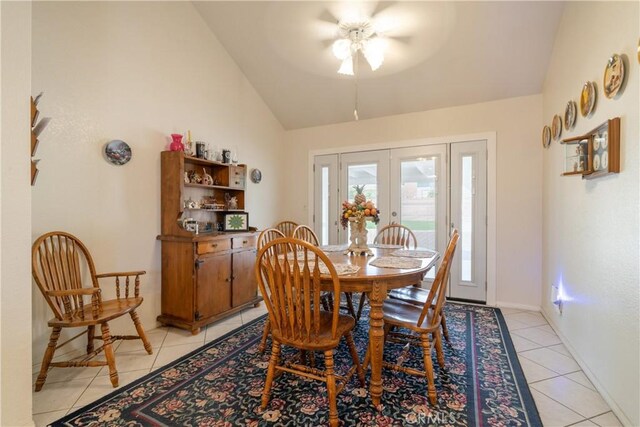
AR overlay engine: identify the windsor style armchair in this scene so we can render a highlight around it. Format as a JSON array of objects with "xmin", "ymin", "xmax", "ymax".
[{"xmin": 32, "ymin": 231, "xmax": 152, "ymax": 391}]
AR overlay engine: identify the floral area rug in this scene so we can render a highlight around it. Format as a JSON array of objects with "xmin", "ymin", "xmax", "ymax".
[{"xmin": 53, "ymin": 303, "xmax": 540, "ymax": 426}]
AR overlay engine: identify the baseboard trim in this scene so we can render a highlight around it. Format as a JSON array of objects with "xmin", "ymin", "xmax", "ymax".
[
  {"xmin": 495, "ymin": 301, "xmax": 541, "ymax": 312},
  {"xmin": 540, "ymin": 309, "xmax": 633, "ymax": 427}
]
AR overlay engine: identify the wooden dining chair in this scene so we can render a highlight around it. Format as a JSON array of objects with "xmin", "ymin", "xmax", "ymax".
[
  {"xmin": 32, "ymin": 231, "xmax": 152, "ymax": 391},
  {"xmin": 292, "ymin": 224, "xmax": 319, "ymax": 245},
  {"xmin": 257, "ymin": 228, "xmax": 286, "ymax": 353},
  {"xmin": 354, "ymin": 223, "xmax": 420, "ymax": 321},
  {"xmin": 256, "ymin": 238, "xmax": 365, "ymax": 427},
  {"xmin": 274, "ymin": 220, "xmax": 298, "ymax": 237},
  {"xmin": 293, "ymin": 225, "xmax": 358, "ymax": 320},
  {"xmin": 388, "ymin": 229, "xmax": 458, "ymax": 342},
  {"xmin": 373, "ymin": 223, "xmax": 418, "ymax": 249},
  {"xmin": 366, "ymin": 230, "xmax": 459, "ymax": 405}
]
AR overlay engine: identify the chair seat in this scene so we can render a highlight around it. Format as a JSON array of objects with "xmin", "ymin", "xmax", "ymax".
[
  {"xmin": 389, "ymin": 286, "xmax": 431, "ymax": 306},
  {"xmin": 48, "ymin": 297, "xmax": 144, "ymax": 327},
  {"xmin": 271, "ymin": 311, "xmax": 356, "ymax": 350},
  {"xmin": 383, "ymin": 299, "xmax": 438, "ymax": 333}
]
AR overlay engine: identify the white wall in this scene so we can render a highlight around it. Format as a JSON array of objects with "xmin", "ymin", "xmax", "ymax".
[
  {"xmin": 31, "ymin": 2, "xmax": 285, "ymax": 364},
  {"xmin": 1, "ymin": 2, "xmax": 34, "ymax": 425},
  {"xmin": 541, "ymin": 2, "xmax": 639, "ymax": 425},
  {"xmin": 284, "ymin": 94, "xmax": 543, "ymax": 309}
]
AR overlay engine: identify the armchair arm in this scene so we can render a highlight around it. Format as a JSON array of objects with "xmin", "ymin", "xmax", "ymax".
[
  {"xmin": 95, "ymin": 271, "xmax": 146, "ymax": 279},
  {"xmin": 95, "ymin": 271, "xmax": 146, "ymax": 298},
  {"xmin": 46, "ymin": 288, "xmax": 102, "ymax": 319}
]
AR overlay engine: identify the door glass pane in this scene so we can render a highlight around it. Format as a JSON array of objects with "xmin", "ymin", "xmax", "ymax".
[
  {"xmin": 321, "ymin": 167, "xmax": 329, "ymax": 245},
  {"xmin": 400, "ymin": 156, "xmax": 438, "ymax": 278},
  {"xmin": 347, "ymin": 163, "xmax": 377, "ymax": 243},
  {"xmin": 461, "ymin": 155, "xmax": 473, "ymax": 281}
]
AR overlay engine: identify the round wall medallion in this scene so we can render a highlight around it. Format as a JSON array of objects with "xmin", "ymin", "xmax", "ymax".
[
  {"xmin": 104, "ymin": 140, "xmax": 132, "ymax": 165},
  {"xmin": 551, "ymin": 115, "xmax": 562, "ymax": 140},
  {"xmin": 603, "ymin": 53, "xmax": 625, "ymax": 99},
  {"xmin": 580, "ymin": 81, "xmax": 597, "ymax": 117},
  {"xmin": 250, "ymin": 168, "xmax": 262, "ymax": 183},
  {"xmin": 542, "ymin": 126, "xmax": 551, "ymax": 148},
  {"xmin": 564, "ymin": 100, "xmax": 576, "ymax": 130}
]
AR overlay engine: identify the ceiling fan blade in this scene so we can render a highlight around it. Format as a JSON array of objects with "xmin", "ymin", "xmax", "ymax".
[
  {"xmin": 370, "ymin": 1, "xmax": 397, "ymax": 18},
  {"xmin": 388, "ymin": 35, "xmax": 412, "ymax": 46},
  {"xmin": 317, "ymin": 9, "xmax": 339, "ymax": 25}
]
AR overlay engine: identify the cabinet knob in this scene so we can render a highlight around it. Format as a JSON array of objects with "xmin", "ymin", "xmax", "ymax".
[
  {"xmin": 211, "ymin": 243, "xmax": 218, "ymax": 248},
  {"xmin": 225, "ymin": 277, "xmax": 231, "ymax": 282},
  {"xmin": 242, "ymin": 240, "xmax": 248, "ymax": 244}
]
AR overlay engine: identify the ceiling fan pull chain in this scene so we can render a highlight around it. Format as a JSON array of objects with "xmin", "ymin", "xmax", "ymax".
[{"xmin": 354, "ymin": 54, "xmax": 360, "ymax": 121}]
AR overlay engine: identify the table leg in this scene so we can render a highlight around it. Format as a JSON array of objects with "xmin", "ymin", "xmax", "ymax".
[{"xmin": 368, "ymin": 281, "xmax": 387, "ymax": 408}]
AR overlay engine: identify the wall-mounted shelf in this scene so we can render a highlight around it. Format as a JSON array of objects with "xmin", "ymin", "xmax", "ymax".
[{"xmin": 561, "ymin": 117, "xmax": 620, "ymax": 179}]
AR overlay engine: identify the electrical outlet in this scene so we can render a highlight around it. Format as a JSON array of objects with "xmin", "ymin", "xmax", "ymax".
[{"xmin": 551, "ymin": 283, "xmax": 563, "ymax": 315}]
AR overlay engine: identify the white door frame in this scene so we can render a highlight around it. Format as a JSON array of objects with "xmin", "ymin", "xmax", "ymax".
[{"xmin": 307, "ymin": 132, "xmax": 497, "ymax": 306}]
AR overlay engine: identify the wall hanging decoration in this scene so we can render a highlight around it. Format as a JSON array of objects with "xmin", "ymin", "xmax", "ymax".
[
  {"xmin": 104, "ymin": 140, "xmax": 132, "ymax": 165},
  {"xmin": 552, "ymin": 115, "xmax": 563, "ymax": 140},
  {"xmin": 564, "ymin": 100, "xmax": 577, "ymax": 130},
  {"xmin": 603, "ymin": 53, "xmax": 625, "ymax": 99},
  {"xmin": 561, "ymin": 117, "xmax": 620, "ymax": 179},
  {"xmin": 250, "ymin": 168, "xmax": 262, "ymax": 184},
  {"xmin": 30, "ymin": 92, "xmax": 50, "ymax": 185},
  {"xmin": 580, "ymin": 81, "xmax": 597, "ymax": 117},
  {"xmin": 542, "ymin": 125, "xmax": 551, "ymax": 148}
]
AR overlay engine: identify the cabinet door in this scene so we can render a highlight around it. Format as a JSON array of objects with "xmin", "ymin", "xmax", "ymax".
[
  {"xmin": 196, "ymin": 253, "xmax": 232, "ymax": 320},
  {"xmin": 232, "ymin": 249, "xmax": 258, "ymax": 307}
]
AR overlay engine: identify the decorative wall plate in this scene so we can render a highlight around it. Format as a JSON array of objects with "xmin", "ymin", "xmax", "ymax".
[
  {"xmin": 542, "ymin": 125, "xmax": 551, "ymax": 148},
  {"xmin": 564, "ymin": 100, "xmax": 576, "ymax": 130},
  {"xmin": 552, "ymin": 115, "xmax": 562, "ymax": 140},
  {"xmin": 601, "ymin": 130, "xmax": 608, "ymax": 149},
  {"xmin": 250, "ymin": 168, "xmax": 262, "ymax": 184},
  {"xmin": 593, "ymin": 154, "xmax": 601, "ymax": 171},
  {"xmin": 580, "ymin": 81, "xmax": 596, "ymax": 117},
  {"xmin": 593, "ymin": 137, "xmax": 600, "ymax": 151},
  {"xmin": 603, "ymin": 53, "xmax": 625, "ymax": 99},
  {"xmin": 104, "ymin": 140, "xmax": 132, "ymax": 165},
  {"xmin": 601, "ymin": 151, "xmax": 609, "ymax": 170}
]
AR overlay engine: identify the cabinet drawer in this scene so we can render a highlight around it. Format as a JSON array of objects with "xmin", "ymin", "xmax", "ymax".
[
  {"xmin": 197, "ymin": 239, "xmax": 231, "ymax": 255},
  {"xmin": 229, "ymin": 166, "xmax": 246, "ymax": 189},
  {"xmin": 232, "ymin": 236, "xmax": 256, "ymax": 250}
]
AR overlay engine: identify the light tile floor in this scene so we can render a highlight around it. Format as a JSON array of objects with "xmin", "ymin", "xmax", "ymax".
[{"xmin": 32, "ymin": 305, "xmax": 622, "ymax": 427}]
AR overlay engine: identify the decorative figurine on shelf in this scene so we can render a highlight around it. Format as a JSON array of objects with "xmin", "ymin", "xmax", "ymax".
[
  {"xmin": 184, "ymin": 130, "xmax": 193, "ymax": 156},
  {"xmin": 170, "ymin": 133, "xmax": 184, "ymax": 151},
  {"xmin": 224, "ymin": 193, "xmax": 238, "ymax": 210},
  {"xmin": 341, "ymin": 185, "xmax": 380, "ymax": 256},
  {"xmin": 184, "ymin": 171, "xmax": 190, "ymax": 183},
  {"xmin": 202, "ymin": 167, "xmax": 213, "ymax": 186},
  {"xmin": 187, "ymin": 169, "xmax": 202, "ymax": 184}
]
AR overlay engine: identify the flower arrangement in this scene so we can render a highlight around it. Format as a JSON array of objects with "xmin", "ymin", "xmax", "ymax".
[{"xmin": 340, "ymin": 185, "xmax": 381, "ymax": 228}]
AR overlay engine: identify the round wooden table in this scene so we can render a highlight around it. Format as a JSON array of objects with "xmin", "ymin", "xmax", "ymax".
[{"xmin": 320, "ymin": 247, "xmax": 439, "ymax": 407}]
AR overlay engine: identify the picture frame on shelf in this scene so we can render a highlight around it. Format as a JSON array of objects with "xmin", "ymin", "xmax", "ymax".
[{"xmin": 222, "ymin": 212, "xmax": 249, "ymax": 232}]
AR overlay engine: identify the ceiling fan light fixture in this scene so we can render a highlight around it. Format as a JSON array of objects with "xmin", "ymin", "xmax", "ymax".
[
  {"xmin": 332, "ymin": 20, "xmax": 386, "ymax": 74},
  {"xmin": 332, "ymin": 38, "xmax": 352, "ymax": 60},
  {"xmin": 338, "ymin": 56, "xmax": 354, "ymax": 75},
  {"xmin": 362, "ymin": 38, "xmax": 385, "ymax": 71}
]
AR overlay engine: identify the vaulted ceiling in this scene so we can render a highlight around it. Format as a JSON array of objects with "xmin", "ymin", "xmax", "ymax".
[{"xmin": 194, "ymin": 1, "xmax": 564, "ymax": 130}]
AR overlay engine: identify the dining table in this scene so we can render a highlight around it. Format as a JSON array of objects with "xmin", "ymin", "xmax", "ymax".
[{"xmin": 318, "ymin": 245, "xmax": 439, "ymax": 408}]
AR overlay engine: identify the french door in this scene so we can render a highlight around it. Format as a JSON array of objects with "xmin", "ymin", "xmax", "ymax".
[{"xmin": 313, "ymin": 140, "xmax": 487, "ymax": 302}]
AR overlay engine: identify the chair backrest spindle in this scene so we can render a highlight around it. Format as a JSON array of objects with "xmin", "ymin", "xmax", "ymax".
[
  {"xmin": 292, "ymin": 225, "xmax": 319, "ymax": 246},
  {"xmin": 274, "ymin": 221, "xmax": 298, "ymax": 238}
]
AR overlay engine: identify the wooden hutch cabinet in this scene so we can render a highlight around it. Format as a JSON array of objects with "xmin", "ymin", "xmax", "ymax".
[{"xmin": 157, "ymin": 151, "xmax": 261, "ymax": 334}]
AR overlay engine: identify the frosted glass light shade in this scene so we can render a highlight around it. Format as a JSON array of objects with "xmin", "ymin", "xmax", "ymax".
[
  {"xmin": 332, "ymin": 39, "xmax": 352, "ymax": 60},
  {"xmin": 338, "ymin": 57, "xmax": 354, "ymax": 75}
]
